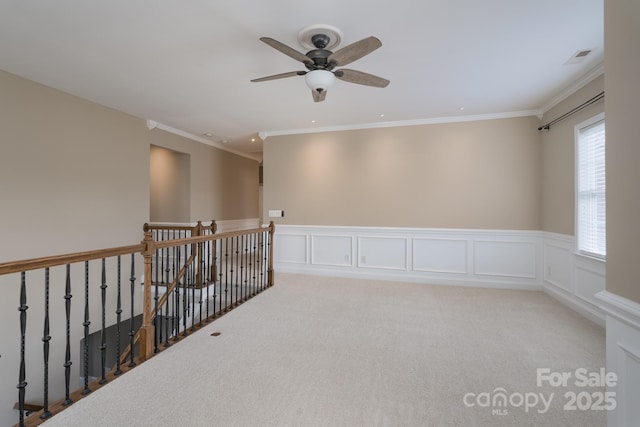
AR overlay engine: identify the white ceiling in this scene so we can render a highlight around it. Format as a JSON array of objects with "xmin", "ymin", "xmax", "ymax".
[{"xmin": 0, "ymin": 1, "xmax": 603, "ymax": 159}]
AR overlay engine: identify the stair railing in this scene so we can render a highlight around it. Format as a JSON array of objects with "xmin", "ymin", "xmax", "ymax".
[{"xmin": 0, "ymin": 221, "xmax": 275, "ymax": 427}]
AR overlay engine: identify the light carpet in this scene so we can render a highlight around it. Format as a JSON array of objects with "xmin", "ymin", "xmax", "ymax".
[{"xmin": 43, "ymin": 273, "xmax": 606, "ymax": 427}]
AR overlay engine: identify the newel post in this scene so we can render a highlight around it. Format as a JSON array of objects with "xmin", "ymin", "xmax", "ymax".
[
  {"xmin": 268, "ymin": 221, "xmax": 275, "ymax": 286},
  {"xmin": 140, "ymin": 230, "xmax": 155, "ymax": 361}
]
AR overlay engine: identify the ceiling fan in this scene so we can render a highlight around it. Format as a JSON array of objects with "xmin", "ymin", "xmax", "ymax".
[{"xmin": 251, "ymin": 28, "xmax": 390, "ymax": 102}]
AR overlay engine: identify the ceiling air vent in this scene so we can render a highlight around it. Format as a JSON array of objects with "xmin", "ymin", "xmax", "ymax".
[{"xmin": 565, "ymin": 49, "xmax": 593, "ymax": 64}]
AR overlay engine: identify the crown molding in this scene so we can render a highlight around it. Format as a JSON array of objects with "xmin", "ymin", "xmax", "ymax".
[
  {"xmin": 146, "ymin": 120, "xmax": 261, "ymax": 162},
  {"xmin": 538, "ymin": 62, "xmax": 605, "ymax": 115},
  {"xmin": 260, "ymin": 110, "xmax": 540, "ymax": 139}
]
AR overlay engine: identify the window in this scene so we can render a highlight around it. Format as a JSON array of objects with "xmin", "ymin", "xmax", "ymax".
[{"xmin": 576, "ymin": 113, "xmax": 605, "ymax": 259}]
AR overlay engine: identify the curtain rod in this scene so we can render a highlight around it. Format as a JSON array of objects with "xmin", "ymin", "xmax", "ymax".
[{"xmin": 538, "ymin": 91, "xmax": 605, "ymax": 131}]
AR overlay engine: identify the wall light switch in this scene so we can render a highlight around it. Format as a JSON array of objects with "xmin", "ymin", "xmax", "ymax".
[{"xmin": 268, "ymin": 210, "xmax": 284, "ymax": 218}]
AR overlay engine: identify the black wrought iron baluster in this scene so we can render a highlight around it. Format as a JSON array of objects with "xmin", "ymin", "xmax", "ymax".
[
  {"xmin": 205, "ymin": 239, "xmax": 210, "ymax": 320},
  {"xmin": 183, "ymin": 243, "xmax": 188, "ymax": 337},
  {"xmin": 258, "ymin": 232, "xmax": 262, "ymax": 290},
  {"xmin": 261, "ymin": 231, "xmax": 266, "ymax": 290},
  {"xmin": 256, "ymin": 232, "xmax": 262, "ymax": 291},
  {"xmin": 212, "ymin": 236, "xmax": 219, "ymax": 318},
  {"xmin": 115, "ymin": 256, "xmax": 123, "ymax": 375},
  {"xmin": 129, "ymin": 254, "xmax": 136, "ymax": 368},
  {"xmin": 244, "ymin": 235, "xmax": 249, "ymax": 299},
  {"xmin": 218, "ymin": 237, "xmax": 224, "ymax": 314},
  {"xmin": 175, "ymin": 244, "xmax": 181, "ymax": 340},
  {"xmin": 235, "ymin": 236, "xmax": 239, "ymax": 306},
  {"xmin": 17, "ymin": 272, "xmax": 28, "ymax": 427},
  {"xmin": 231, "ymin": 236, "xmax": 238, "ymax": 307},
  {"xmin": 191, "ymin": 251, "xmax": 196, "ymax": 331},
  {"xmin": 267, "ymin": 227, "xmax": 272, "ymax": 287},
  {"xmin": 198, "ymin": 242, "xmax": 203, "ymax": 327},
  {"xmin": 98, "ymin": 259, "xmax": 108, "ymax": 385},
  {"xmin": 229, "ymin": 237, "xmax": 238, "ymax": 309},
  {"xmin": 251, "ymin": 233, "xmax": 256, "ymax": 296},
  {"xmin": 154, "ymin": 261, "xmax": 159, "ymax": 353},
  {"xmin": 254, "ymin": 233, "xmax": 259, "ymax": 293},
  {"xmin": 164, "ymin": 244, "xmax": 171, "ymax": 347},
  {"xmin": 224, "ymin": 237, "xmax": 229, "ymax": 311},
  {"xmin": 155, "ymin": 243, "xmax": 162, "ymax": 348},
  {"xmin": 41, "ymin": 268, "xmax": 51, "ymax": 419},
  {"xmin": 81, "ymin": 261, "xmax": 91, "ymax": 395},
  {"xmin": 63, "ymin": 264, "xmax": 73, "ymax": 405}
]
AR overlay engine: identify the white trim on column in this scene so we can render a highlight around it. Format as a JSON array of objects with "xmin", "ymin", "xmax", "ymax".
[
  {"xmin": 596, "ymin": 291, "xmax": 640, "ymax": 330},
  {"xmin": 596, "ymin": 291, "xmax": 640, "ymax": 426}
]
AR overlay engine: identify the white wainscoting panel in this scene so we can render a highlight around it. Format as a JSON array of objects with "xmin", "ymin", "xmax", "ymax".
[
  {"xmin": 358, "ymin": 236, "xmax": 407, "ymax": 270},
  {"xmin": 311, "ymin": 235, "xmax": 353, "ymax": 267},
  {"xmin": 544, "ymin": 240, "xmax": 573, "ymax": 293},
  {"xmin": 542, "ymin": 232, "xmax": 605, "ymax": 325},
  {"xmin": 413, "ymin": 238, "xmax": 467, "ymax": 274},
  {"xmin": 274, "ymin": 233, "xmax": 307, "ymax": 264},
  {"xmin": 474, "ymin": 240, "xmax": 537, "ymax": 279},
  {"xmin": 575, "ymin": 259, "xmax": 607, "ymax": 307},
  {"xmin": 597, "ymin": 291, "xmax": 640, "ymax": 426},
  {"xmin": 274, "ymin": 225, "xmax": 542, "ymax": 290}
]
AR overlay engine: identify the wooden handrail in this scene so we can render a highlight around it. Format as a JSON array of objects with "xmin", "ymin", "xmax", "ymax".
[
  {"xmin": 0, "ymin": 244, "xmax": 146, "ymax": 276},
  {"xmin": 153, "ymin": 226, "xmax": 270, "ymax": 250}
]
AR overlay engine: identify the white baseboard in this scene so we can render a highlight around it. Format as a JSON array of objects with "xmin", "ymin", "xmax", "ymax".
[
  {"xmin": 275, "ymin": 263, "xmax": 543, "ymax": 291},
  {"xmin": 542, "ymin": 281, "xmax": 605, "ymax": 326}
]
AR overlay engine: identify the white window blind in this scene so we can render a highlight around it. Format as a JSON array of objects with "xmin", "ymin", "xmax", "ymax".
[{"xmin": 576, "ymin": 117, "xmax": 605, "ymax": 258}]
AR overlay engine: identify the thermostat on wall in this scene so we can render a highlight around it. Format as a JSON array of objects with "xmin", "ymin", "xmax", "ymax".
[{"xmin": 268, "ymin": 210, "xmax": 284, "ymax": 218}]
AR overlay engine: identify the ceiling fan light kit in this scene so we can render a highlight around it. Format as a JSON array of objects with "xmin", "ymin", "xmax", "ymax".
[
  {"xmin": 251, "ymin": 24, "xmax": 390, "ymax": 102},
  {"xmin": 304, "ymin": 69, "xmax": 335, "ymax": 93}
]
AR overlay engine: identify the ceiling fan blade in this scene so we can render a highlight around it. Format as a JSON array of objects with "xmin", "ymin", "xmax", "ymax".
[
  {"xmin": 251, "ymin": 71, "xmax": 305, "ymax": 83},
  {"xmin": 312, "ymin": 90, "xmax": 327, "ymax": 102},
  {"xmin": 328, "ymin": 36, "xmax": 382, "ymax": 66},
  {"xmin": 259, "ymin": 37, "xmax": 311, "ymax": 65},
  {"xmin": 335, "ymin": 69, "xmax": 390, "ymax": 88}
]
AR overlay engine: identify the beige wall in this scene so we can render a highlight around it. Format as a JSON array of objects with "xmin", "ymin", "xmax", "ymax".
[
  {"xmin": 0, "ymin": 70, "xmax": 150, "ymax": 259},
  {"xmin": 605, "ymin": 0, "xmax": 640, "ymax": 303},
  {"xmin": 149, "ymin": 129, "xmax": 260, "ymax": 222},
  {"xmin": 150, "ymin": 145, "xmax": 191, "ymax": 222},
  {"xmin": 0, "ymin": 70, "xmax": 260, "ymax": 425},
  {"xmin": 0, "ymin": 69, "xmax": 151, "ymax": 425},
  {"xmin": 540, "ymin": 75, "xmax": 605, "ymax": 235},
  {"xmin": 264, "ymin": 116, "xmax": 541, "ymax": 229}
]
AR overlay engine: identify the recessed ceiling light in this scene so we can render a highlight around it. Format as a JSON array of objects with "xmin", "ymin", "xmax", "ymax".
[
  {"xmin": 459, "ymin": 107, "xmax": 465, "ymax": 111},
  {"xmin": 251, "ymin": 138, "xmax": 256, "ymax": 142},
  {"xmin": 379, "ymin": 114, "xmax": 385, "ymax": 118},
  {"xmin": 221, "ymin": 140, "xmax": 228, "ymax": 144},
  {"xmin": 311, "ymin": 120, "xmax": 316, "ymax": 123},
  {"xmin": 203, "ymin": 132, "xmax": 214, "ymax": 137}
]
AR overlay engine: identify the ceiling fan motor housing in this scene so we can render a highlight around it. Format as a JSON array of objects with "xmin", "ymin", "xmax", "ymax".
[{"xmin": 304, "ymin": 47, "xmax": 334, "ymax": 70}]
